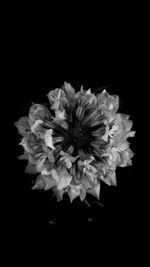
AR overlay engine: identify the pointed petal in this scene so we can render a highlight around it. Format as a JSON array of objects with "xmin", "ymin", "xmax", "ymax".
[
  {"xmin": 25, "ymin": 163, "xmax": 37, "ymax": 174},
  {"xmin": 52, "ymin": 188, "xmax": 65, "ymax": 201},
  {"xmin": 43, "ymin": 176, "xmax": 56, "ymax": 190},
  {"xmin": 68, "ymin": 185, "xmax": 81, "ymax": 202},
  {"xmin": 87, "ymin": 183, "xmax": 100, "ymax": 199},
  {"xmin": 62, "ymin": 82, "xmax": 75, "ymax": 99},
  {"xmin": 32, "ymin": 175, "xmax": 45, "ymax": 190},
  {"xmin": 51, "ymin": 169, "xmax": 60, "ymax": 184},
  {"xmin": 57, "ymin": 169, "xmax": 72, "ymax": 190},
  {"xmin": 104, "ymin": 171, "xmax": 117, "ymax": 186},
  {"xmin": 36, "ymin": 156, "xmax": 46, "ymax": 172}
]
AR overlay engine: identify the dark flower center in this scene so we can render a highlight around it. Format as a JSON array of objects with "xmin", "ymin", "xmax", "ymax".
[{"xmin": 53, "ymin": 102, "xmax": 106, "ymax": 160}]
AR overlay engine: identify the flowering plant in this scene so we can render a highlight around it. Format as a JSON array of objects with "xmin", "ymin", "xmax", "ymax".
[{"xmin": 15, "ymin": 82, "xmax": 135, "ymax": 203}]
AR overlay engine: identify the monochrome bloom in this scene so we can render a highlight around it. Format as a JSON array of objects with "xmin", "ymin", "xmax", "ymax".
[{"xmin": 15, "ymin": 82, "xmax": 135, "ymax": 203}]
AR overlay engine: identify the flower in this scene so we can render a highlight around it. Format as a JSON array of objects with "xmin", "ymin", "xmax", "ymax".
[{"xmin": 15, "ymin": 82, "xmax": 135, "ymax": 204}]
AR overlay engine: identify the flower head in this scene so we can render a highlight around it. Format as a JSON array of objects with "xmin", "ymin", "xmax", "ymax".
[{"xmin": 15, "ymin": 82, "xmax": 135, "ymax": 204}]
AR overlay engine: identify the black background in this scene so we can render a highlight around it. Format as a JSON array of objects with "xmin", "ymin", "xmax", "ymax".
[
  {"xmin": 6, "ymin": 27, "xmax": 142, "ymax": 254},
  {"xmin": 2, "ymin": 3, "xmax": 147, "ymax": 262}
]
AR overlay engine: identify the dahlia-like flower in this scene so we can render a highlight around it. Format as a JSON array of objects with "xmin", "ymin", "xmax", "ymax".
[{"xmin": 15, "ymin": 82, "xmax": 135, "ymax": 203}]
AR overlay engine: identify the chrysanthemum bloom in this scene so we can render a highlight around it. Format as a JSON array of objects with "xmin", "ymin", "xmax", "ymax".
[{"xmin": 15, "ymin": 82, "xmax": 135, "ymax": 203}]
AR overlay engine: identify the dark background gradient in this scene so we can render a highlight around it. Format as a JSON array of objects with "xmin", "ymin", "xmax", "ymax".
[{"xmin": 7, "ymin": 41, "xmax": 139, "ymax": 245}]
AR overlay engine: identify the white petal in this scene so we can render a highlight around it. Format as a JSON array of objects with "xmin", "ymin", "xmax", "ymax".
[
  {"xmin": 19, "ymin": 137, "xmax": 33, "ymax": 153},
  {"xmin": 126, "ymin": 131, "xmax": 136, "ymax": 138},
  {"xmin": 52, "ymin": 188, "xmax": 65, "ymax": 201},
  {"xmin": 44, "ymin": 129, "xmax": 55, "ymax": 150},
  {"xmin": 65, "ymin": 159, "xmax": 72, "ymax": 169},
  {"xmin": 32, "ymin": 175, "xmax": 45, "ymax": 190},
  {"xmin": 31, "ymin": 119, "xmax": 43, "ymax": 133},
  {"xmin": 55, "ymin": 109, "xmax": 66, "ymax": 120},
  {"xmin": 87, "ymin": 88, "xmax": 92, "ymax": 95},
  {"xmin": 43, "ymin": 176, "xmax": 56, "ymax": 190},
  {"xmin": 57, "ymin": 169, "xmax": 72, "ymax": 190},
  {"xmin": 88, "ymin": 183, "xmax": 100, "ymax": 199},
  {"xmin": 41, "ymin": 168, "xmax": 52, "ymax": 175},
  {"xmin": 68, "ymin": 185, "xmax": 81, "ymax": 202},
  {"xmin": 36, "ymin": 156, "xmax": 46, "ymax": 172},
  {"xmin": 51, "ymin": 169, "xmax": 60, "ymax": 184}
]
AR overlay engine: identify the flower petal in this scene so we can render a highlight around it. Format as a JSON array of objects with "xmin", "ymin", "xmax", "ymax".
[
  {"xmin": 32, "ymin": 174, "xmax": 45, "ymax": 190},
  {"xmin": 31, "ymin": 119, "xmax": 43, "ymax": 133},
  {"xmin": 43, "ymin": 176, "xmax": 56, "ymax": 190},
  {"xmin": 44, "ymin": 129, "xmax": 55, "ymax": 150},
  {"xmin": 68, "ymin": 185, "xmax": 81, "ymax": 202},
  {"xmin": 29, "ymin": 104, "xmax": 49, "ymax": 123},
  {"xmin": 55, "ymin": 109, "xmax": 66, "ymax": 120},
  {"xmin": 87, "ymin": 183, "xmax": 100, "ymax": 199},
  {"xmin": 14, "ymin": 116, "xmax": 30, "ymax": 136},
  {"xmin": 52, "ymin": 188, "xmax": 66, "ymax": 201},
  {"xmin": 47, "ymin": 88, "xmax": 67, "ymax": 110},
  {"xmin": 62, "ymin": 82, "xmax": 75, "ymax": 100},
  {"xmin": 51, "ymin": 169, "xmax": 60, "ymax": 184},
  {"xmin": 19, "ymin": 137, "xmax": 33, "ymax": 153},
  {"xmin": 104, "ymin": 171, "xmax": 116, "ymax": 186},
  {"xmin": 57, "ymin": 168, "xmax": 72, "ymax": 190},
  {"xmin": 36, "ymin": 155, "xmax": 47, "ymax": 172}
]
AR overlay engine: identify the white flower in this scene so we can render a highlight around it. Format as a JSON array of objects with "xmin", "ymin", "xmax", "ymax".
[
  {"xmin": 44, "ymin": 129, "xmax": 55, "ymax": 150},
  {"xmin": 16, "ymin": 83, "xmax": 135, "ymax": 204}
]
